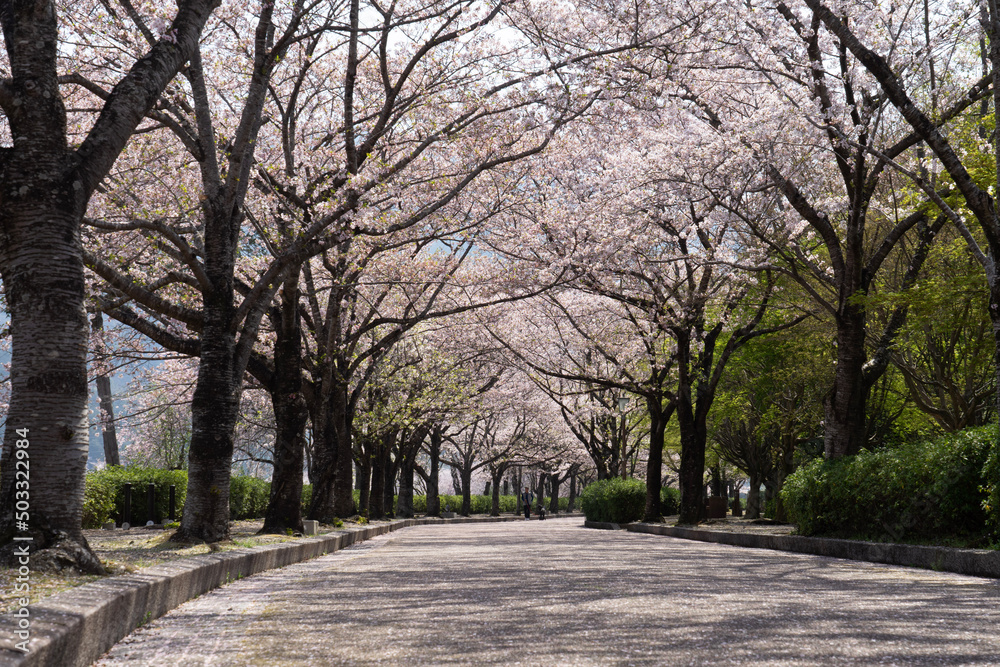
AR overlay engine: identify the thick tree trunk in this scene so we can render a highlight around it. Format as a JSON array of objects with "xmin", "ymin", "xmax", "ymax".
[
  {"xmin": 677, "ymin": 396, "xmax": 705, "ymax": 525},
  {"xmin": 988, "ymin": 285, "xmax": 1000, "ymax": 509},
  {"xmin": 262, "ymin": 274, "xmax": 307, "ymax": 534},
  {"xmin": 333, "ymin": 390, "xmax": 356, "ymax": 517},
  {"xmin": 308, "ymin": 383, "xmax": 354, "ymax": 521},
  {"xmin": 176, "ymin": 289, "xmax": 241, "ymax": 543},
  {"xmin": 0, "ymin": 204, "xmax": 105, "ymax": 573},
  {"xmin": 824, "ymin": 310, "xmax": 869, "ymax": 458},
  {"xmin": 425, "ymin": 426, "xmax": 442, "ymax": 516}
]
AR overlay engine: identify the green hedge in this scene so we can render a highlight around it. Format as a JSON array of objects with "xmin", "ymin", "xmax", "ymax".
[
  {"xmin": 83, "ymin": 469, "xmax": 587, "ymax": 528},
  {"xmin": 400, "ymin": 494, "xmax": 568, "ymax": 515},
  {"xmin": 985, "ymin": 438, "xmax": 1000, "ymax": 541},
  {"xmin": 428, "ymin": 495, "xmax": 534, "ymax": 514},
  {"xmin": 581, "ymin": 478, "xmax": 646, "ymax": 523},
  {"xmin": 229, "ymin": 476, "xmax": 270, "ymax": 520},
  {"xmin": 660, "ymin": 486, "xmax": 680, "ymax": 516},
  {"xmin": 83, "ymin": 469, "xmax": 319, "ymax": 527},
  {"xmin": 83, "ymin": 467, "xmax": 188, "ymax": 528},
  {"xmin": 781, "ymin": 426, "xmax": 997, "ymax": 543}
]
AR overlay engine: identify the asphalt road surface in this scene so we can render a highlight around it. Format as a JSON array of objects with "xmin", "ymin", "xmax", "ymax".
[{"xmin": 95, "ymin": 517, "xmax": 1000, "ymax": 666}]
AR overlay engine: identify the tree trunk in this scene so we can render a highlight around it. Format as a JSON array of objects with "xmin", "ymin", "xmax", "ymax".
[
  {"xmin": 0, "ymin": 22, "xmax": 96, "ymax": 568},
  {"xmin": 763, "ymin": 479, "xmax": 776, "ymax": 518},
  {"xmin": 745, "ymin": 473, "xmax": 762, "ymax": 520},
  {"xmin": 176, "ymin": 283, "xmax": 242, "ymax": 543},
  {"xmin": 549, "ymin": 475, "xmax": 561, "ymax": 514},
  {"xmin": 0, "ymin": 203, "xmax": 105, "ymax": 573},
  {"xmin": 262, "ymin": 273, "xmax": 307, "ymax": 534},
  {"xmin": 383, "ymin": 444, "xmax": 397, "ymax": 517},
  {"xmin": 773, "ymin": 432, "xmax": 796, "ymax": 523},
  {"xmin": 397, "ymin": 454, "xmax": 416, "ymax": 518},
  {"xmin": 308, "ymin": 382, "xmax": 354, "ymax": 521},
  {"xmin": 91, "ymin": 312, "xmax": 120, "ymax": 467},
  {"xmin": 369, "ymin": 434, "xmax": 388, "ymax": 519},
  {"xmin": 490, "ymin": 469, "xmax": 504, "ymax": 516},
  {"xmin": 824, "ymin": 309, "xmax": 869, "ymax": 458},
  {"xmin": 333, "ymin": 389, "xmax": 356, "ymax": 517},
  {"xmin": 534, "ymin": 473, "xmax": 546, "ymax": 513},
  {"xmin": 644, "ymin": 395, "xmax": 669, "ymax": 521},
  {"xmin": 514, "ymin": 468, "xmax": 523, "ymax": 514},
  {"xmin": 425, "ymin": 426, "xmax": 442, "ymax": 516},
  {"xmin": 460, "ymin": 468, "xmax": 473, "ymax": 516},
  {"xmin": 357, "ymin": 453, "xmax": 372, "ymax": 515},
  {"xmin": 568, "ymin": 473, "xmax": 577, "ymax": 512},
  {"xmin": 677, "ymin": 395, "xmax": 705, "ymax": 525}
]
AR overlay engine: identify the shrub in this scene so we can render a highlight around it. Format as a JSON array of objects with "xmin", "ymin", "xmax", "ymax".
[
  {"xmin": 409, "ymin": 493, "xmax": 427, "ymax": 513},
  {"xmin": 781, "ymin": 425, "xmax": 994, "ymax": 542},
  {"xmin": 229, "ymin": 476, "xmax": 270, "ymax": 520},
  {"xmin": 83, "ymin": 467, "xmax": 188, "ymax": 527},
  {"xmin": 408, "ymin": 493, "xmax": 543, "ymax": 515},
  {"xmin": 581, "ymin": 478, "xmax": 646, "ymax": 524},
  {"xmin": 301, "ymin": 484, "xmax": 312, "ymax": 514},
  {"xmin": 82, "ymin": 471, "xmax": 119, "ymax": 529},
  {"xmin": 470, "ymin": 494, "xmax": 491, "ymax": 514},
  {"xmin": 660, "ymin": 486, "xmax": 680, "ymax": 516},
  {"xmin": 985, "ymin": 437, "xmax": 1000, "ymax": 542}
]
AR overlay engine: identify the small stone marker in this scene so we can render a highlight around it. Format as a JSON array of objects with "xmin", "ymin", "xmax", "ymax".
[
  {"xmin": 103, "ymin": 521, "xmax": 116, "ymax": 530},
  {"xmin": 303, "ymin": 520, "xmax": 319, "ymax": 535}
]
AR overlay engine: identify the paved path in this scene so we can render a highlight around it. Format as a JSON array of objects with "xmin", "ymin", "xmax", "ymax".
[{"xmin": 95, "ymin": 517, "xmax": 1000, "ymax": 666}]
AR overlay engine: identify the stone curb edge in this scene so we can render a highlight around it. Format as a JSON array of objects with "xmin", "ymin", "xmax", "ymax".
[
  {"xmin": 584, "ymin": 520, "xmax": 1000, "ymax": 579},
  {"xmin": 0, "ymin": 514, "xmax": 540, "ymax": 667}
]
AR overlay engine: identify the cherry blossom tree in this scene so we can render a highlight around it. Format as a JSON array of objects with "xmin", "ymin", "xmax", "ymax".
[
  {"xmin": 0, "ymin": 0, "xmax": 220, "ymax": 570},
  {"xmin": 486, "ymin": 98, "xmax": 807, "ymax": 522},
  {"xmin": 793, "ymin": 0, "xmax": 1000, "ymax": 457},
  {"xmin": 83, "ymin": 0, "xmax": 682, "ymax": 536},
  {"xmin": 83, "ymin": 0, "xmax": 336, "ymax": 542},
  {"xmin": 702, "ymin": 0, "xmax": 987, "ymax": 457}
]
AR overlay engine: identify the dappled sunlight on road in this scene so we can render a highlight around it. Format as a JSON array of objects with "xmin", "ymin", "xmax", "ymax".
[{"xmin": 97, "ymin": 518, "xmax": 1000, "ymax": 666}]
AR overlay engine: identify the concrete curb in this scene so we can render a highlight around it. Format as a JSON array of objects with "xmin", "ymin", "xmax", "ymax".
[
  {"xmin": 581, "ymin": 520, "xmax": 626, "ymax": 531},
  {"xmin": 586, "ymin": 521, "xmax": 1000, "ymax": 579},
  {"xmin": 0, "ymin": 514, "xmax": 549, "ymax": 667}
]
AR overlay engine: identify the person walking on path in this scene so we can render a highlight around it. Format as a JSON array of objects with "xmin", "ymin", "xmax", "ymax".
[{"xmin": 520, "ymin": 487, "xmax": 533, "ymax": 520}]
